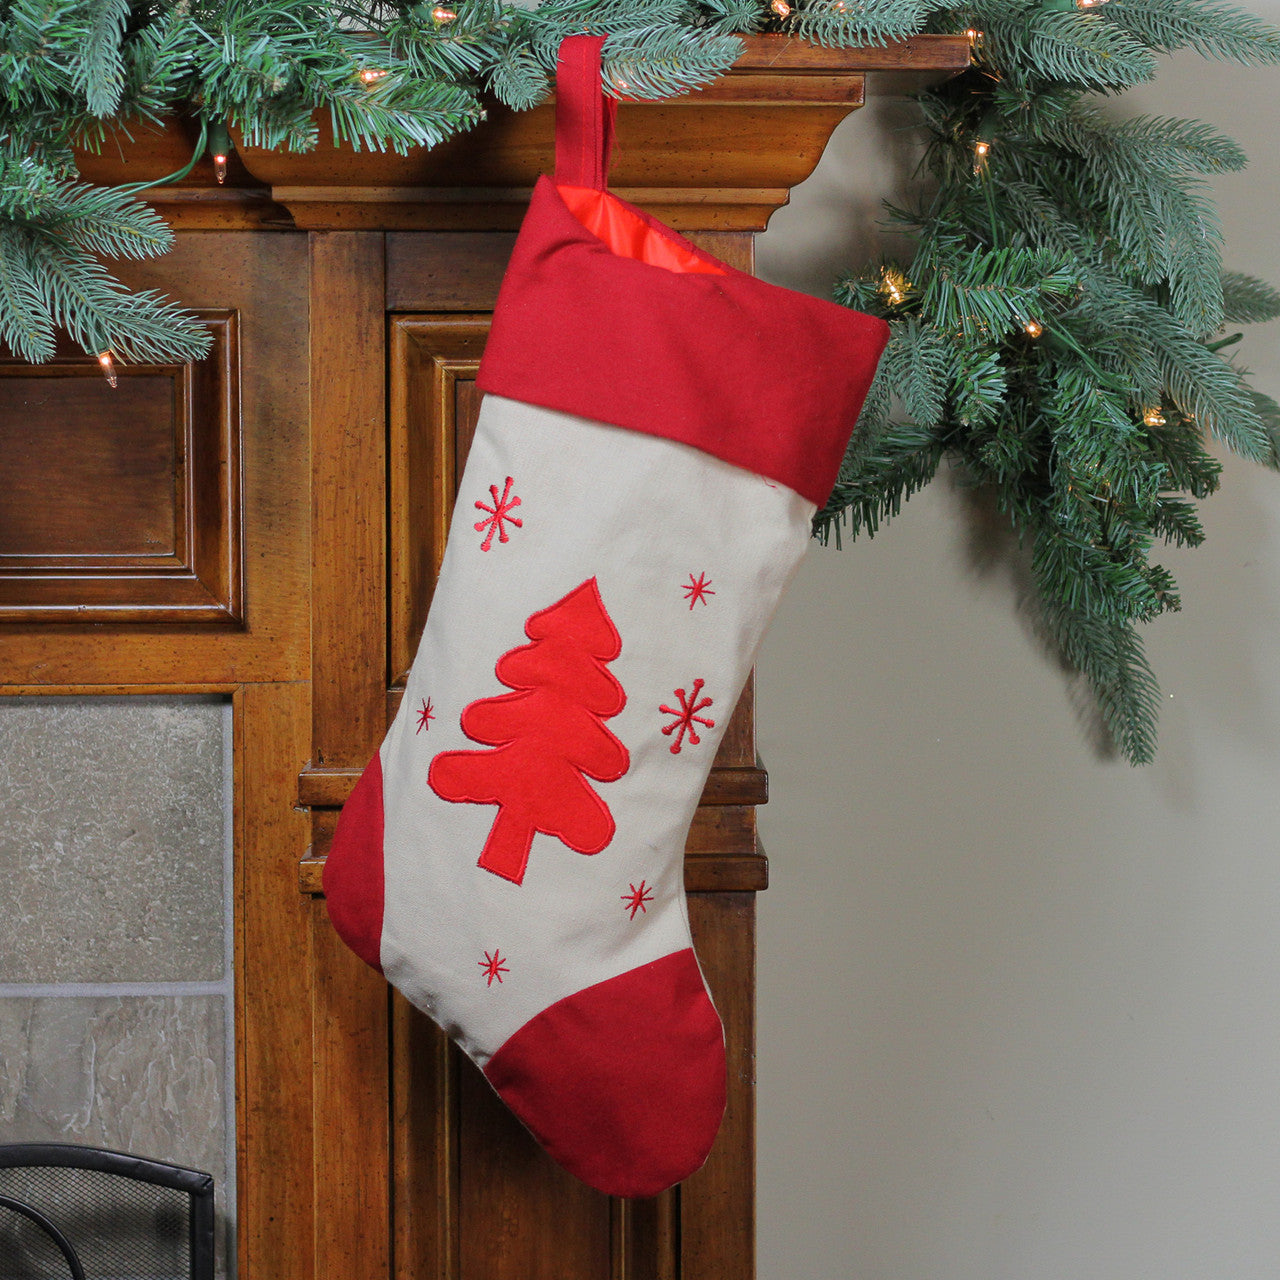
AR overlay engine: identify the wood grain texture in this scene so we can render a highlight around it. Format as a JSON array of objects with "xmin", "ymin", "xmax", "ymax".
[
  {"xmin": 234, "ymin": 681, "xmax": 315, "ymax": 1280},
  {"xmin": 457, "ymin": 1051, "xmax": 612, "ymax": 1280},
  {"xmin": 298, "ymin": 762, "xmax": 764, "ymax": 808},
  {"xmin": 0, "ymin": 314, "xmax": 243, "ymax": 624},
  {"xmin": 311, "ymin": 898, "xmax": 392, "ymax": 1280},
  {"xmin": 393, "ymin": 997, "xmax": 459, "ymax": 1280},
  {"xmin": 310, "ymin": 233, "xmax": 387, "ymax": 766},
  {"xmin": 682, "ymin": 892, "xmax": 757, "ymax": 1280},
  {"xmin": 388, "ymin": 316, "xmax": 489, "ymax": 682},
  {"xmin": 387, "ymin": 235, "xmax": 517, "ymax": 311},
  {"xmin": 0, "ymin": 234, "xmax": 308, "ymax": 684}
]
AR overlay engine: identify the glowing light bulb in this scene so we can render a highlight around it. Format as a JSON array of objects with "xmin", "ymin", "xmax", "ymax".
[
  {"xmin": 974, "ymin": 140, "xmax": 991, "ymax": 158},
  {"xmin": 1076, "ymin": 0, "xmax": 1109, "ymax": 8},
  {"xmin": 98, "ymin": 351, "xmax": 118, "ymax": 388},
  {"xmin": 1143, "ymin": 407, "xmax": 1166, "ymax": 426},
  {"xmin": 212, "ymin": 152, "xmax": 228, "ymax": 183},
  {"xmin": 965, "ymin": 26, "xmax": 981, "ymax": 42},
  {"xmin": 771, "ymin": 0, "xmax": 791, "ymax": 14},
  {"xmin": 360, "ymin": 68, "xmax": 388, "ymax": 84},
  {"xmin": 432, "ymin": 5, "xmax": 456, "ymax": 21},
  {"xmin": 881, "ymin": 270, "xmax": 907, "ymax": 305},
  {"xmin": 1023, "ymin": 319, "xmax": 1043, "ymax": 338}
]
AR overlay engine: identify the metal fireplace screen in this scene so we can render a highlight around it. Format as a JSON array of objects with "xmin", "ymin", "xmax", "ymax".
[{"xmin": 0, "ymin": 1144, "xmax": 213, "ymax": 1280}]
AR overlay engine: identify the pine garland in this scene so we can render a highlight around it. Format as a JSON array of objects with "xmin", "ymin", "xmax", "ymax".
[
  {"xmin": 821, "ymin": 1, "xmax": 1280, "ymax": 763},
  {"xmin": 2, "ymin": 0, "xmax": 1278, "ymax": 762}
]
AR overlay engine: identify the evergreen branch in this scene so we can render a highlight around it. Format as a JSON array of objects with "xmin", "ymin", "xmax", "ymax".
[
  {"xmin": 879, "ymin": 317, "xmax": 953, "ymax": 427},
  {"xmin": 27, "ymin": 235, "xmax": 212, "ymax": 364},
  {"xmin": 778, "ymin": 0, "xmax": 933, "ymax": 47},
  {"xmin": 0, "ymin": 224, "xmax": 56, "ymax": 362},
  {"xmin": 1103, "ymin": 0, "xmax": 1280, "ymax": 63},
  {"xmin": 814, "ymin": 418, "xmax": 945, "ymax": 544},
  {"xmin": 915, "ymin": 242, "xmax": 1079, "ymax": 341},
  {"xmin": 1221, "ymin": 271, "xmax": 1280, "ymax": 324},
  {"xmin": 982, "ymin": 9, "xmax": 1157, "ymax": 90},
  {"xmin": 73, "ymin": 0, "xmax": 130, "ymax": 117}
]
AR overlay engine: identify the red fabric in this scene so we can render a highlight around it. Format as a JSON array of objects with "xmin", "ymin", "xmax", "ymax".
[
  {"xmin": 323, "ymin": 751, "xmax": 386, "ymax": 974},
  {"xmin": 428, "ymin": 578, "xmax": 630, "ymax": 885},
  {"xmin": 558, "ymin": 185, "xmax": 726, "ymax": 275},
  {"xmin": 554, "ymin": 35, "xmax": 616, "ymax": 190},
  {"xmin": 477, "ymin": 175, "xmax": 889, "ymax": 507},
  {"xmin": 484, "ymin": 948, "xmax": 726, "ymax": 1198}
]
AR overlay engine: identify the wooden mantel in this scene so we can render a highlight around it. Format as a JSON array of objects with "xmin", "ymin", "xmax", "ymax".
[{"xmin": 78, "ymin": 34, "xmax": 968, "ymax": 231}]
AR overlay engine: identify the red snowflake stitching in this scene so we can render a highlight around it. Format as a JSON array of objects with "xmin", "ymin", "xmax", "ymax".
[
  {"xmin": 474, "ymin": 476, "xmax": 523, "ymax": 551},
  {"xmin": 622, "ymin": 881, "xmax": 654, "ymax": 920},
  {"xmin": 479, "ymin": 949, "xmax": 509, "ymax": 986},
  {"xmin": 415, "ymin": 698, "xmax": 435, "ymax": 734},
  {"xmin": 682, "ymin": 572, "xmax": 715, "ymax": 610},
  {"xmin": 659, "ymin": 679, "xmax": 715, "ymax": 754}
]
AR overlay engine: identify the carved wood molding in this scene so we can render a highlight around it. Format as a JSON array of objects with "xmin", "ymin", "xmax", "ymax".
[
  {"xmin": 75, "ymin": 34, "xmax": 967, "ymax": 232},
  {"xmin": 0, "ymin": 312, "xmax": 243, "ymax": 625}
]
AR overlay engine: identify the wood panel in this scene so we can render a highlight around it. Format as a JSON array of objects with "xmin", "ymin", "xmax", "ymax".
[
  {"xmin": 681, "ymin": 893, "xmax": 757, "ymax": 1278},
  {"xmin": 0, "ymin": 234, "xmax": 310, "ymax": 685},
  {"xmin": 389, "ymin": 316, "xmax": 489, "ymax": 682},
  {"xmin": 392, "ymin": 996, "xmax": 459, "ymax": 1280},
  {"xmin": 310, "ymin": 233, "xmax": 388, "ymax": 765},
  {"xmin": 0, "ymin": 313, "xmax": 242, "ymax": 623},
  {"xmin": 234, "ymin": 681, "xmax": 315, "ymax": 1280},
  {"xmin": 311, "ymin": 901, "xmax": 393, "ymax": 1280}
]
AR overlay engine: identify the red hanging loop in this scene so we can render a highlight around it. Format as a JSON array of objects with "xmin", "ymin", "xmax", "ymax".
[{"xmin": 554, "ymin": 35, "xmax": 617, "ymax": 191}]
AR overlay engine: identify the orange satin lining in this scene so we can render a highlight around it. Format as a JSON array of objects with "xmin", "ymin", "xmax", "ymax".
[{"xmin": 557, "ymin": 184, "xmax": 726, "ymax": 276}]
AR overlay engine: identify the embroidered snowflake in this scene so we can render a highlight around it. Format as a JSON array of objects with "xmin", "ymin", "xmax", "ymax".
[
  {"xmin": 415, "ymin": 698, "xmax": 435, "ymax": 734},
  {"xmin": 622, "ymin": 881, "xmax": 654, "ymax": 920},
  {"xmin": 479, "ymin": 949, "xmax": 509, "ymax": 986},
  {"xmin": 474, "ymin": 476, "xmax": 523, "ymax": 551},
  {"xmin": 659, "ymin": 679, "xmax": 715, "ymax": 754},
  {"xmin": 682, "ymin": 572, "xmax": 715, "ymax": 610}
]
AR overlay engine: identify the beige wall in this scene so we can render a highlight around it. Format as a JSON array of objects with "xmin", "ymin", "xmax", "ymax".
[{"xmin": 754, "ymin": 26, "xmax": 1280, "ymax": 1279}]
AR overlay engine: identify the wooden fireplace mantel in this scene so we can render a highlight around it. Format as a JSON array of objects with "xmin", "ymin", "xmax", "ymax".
[
  {"xmin": 4, "ymin": 33, "xmax": 966, "ymax": 1280},
  {"xmin": 78, "ymin": 35, "xmax": 968, "ymax": 232}
]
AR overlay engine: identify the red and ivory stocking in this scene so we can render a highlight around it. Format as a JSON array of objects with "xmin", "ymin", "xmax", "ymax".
[{"xmin": 323, "ymin": 35, "xmax": 888, "ymax": 1199}]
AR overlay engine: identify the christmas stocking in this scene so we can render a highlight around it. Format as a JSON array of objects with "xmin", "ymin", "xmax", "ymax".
[{"xmin": 323, "ymin": 34, "xmax": 888, "ymax": 1199}]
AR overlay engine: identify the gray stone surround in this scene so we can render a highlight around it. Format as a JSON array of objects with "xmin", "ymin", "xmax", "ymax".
[{"xmin": 0, "ymin": 695, "xmax": 235, "ymax": 1276}]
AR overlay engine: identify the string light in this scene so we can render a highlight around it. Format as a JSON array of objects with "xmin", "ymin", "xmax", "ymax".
[
  {"xmin": 431, "ymin": 5, "xmax": 456, "ymax": 20},
  {"xmin": 1075, "ymin": 0, "xmax": 1110, "ymax": 7},
  {"xmin": 359, "ymin": 67, "xmax": 388, "ymax": 85},
  {"xmin": 973, "ymin": 138, "xmax": 991, "ymax": 174},
  {"xmin": 1023, "ymin": 319, "xmax": 1043, "ymax": 338},
  {"xmin": 97, "ymin": 351, "xmax": 118, "ymax": 388},
  {"xmin": 206, "ymin": 120, "xmax": 231, "ymax": 186},
  {"xmin": 771, "ymin": 0, "xmax": 791, "ymax": 14},
  {"xmin": 880, "ymin": 269, "xmax": 908, "ymax": 306},
  {"xmin": 1143, "ymin": 407, "xmax": 1166, "ymax": 426}
]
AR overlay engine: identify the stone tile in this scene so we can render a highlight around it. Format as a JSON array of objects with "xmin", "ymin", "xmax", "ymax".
[
  {"xmin": 0, "ymin": 995, "xmax": 232, "ymax": 1276},
  {"xmin": 0, "ymin": 695, "xmax": 228, "ymax": 983}
]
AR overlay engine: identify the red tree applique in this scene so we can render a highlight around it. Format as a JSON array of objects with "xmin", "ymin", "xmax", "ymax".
[{"xmin": 428, "ymin": 578, "xmax": 630, "ymax": 885}]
